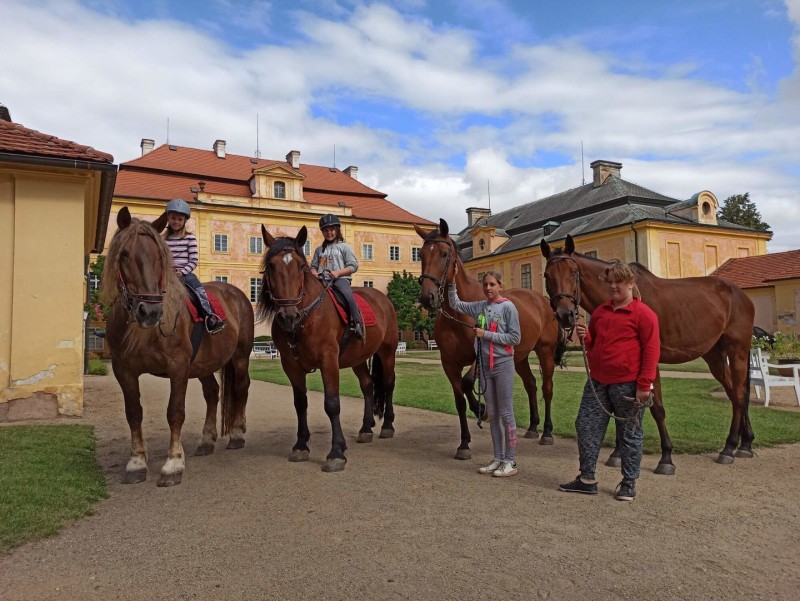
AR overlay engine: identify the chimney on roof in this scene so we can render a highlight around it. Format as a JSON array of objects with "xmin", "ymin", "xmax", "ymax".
[
  {"xmin": 466, "ymin": 207, "xmax": 492, "ymax": 228},
  {"xmin": 344, "ymin": 165, "xmax": 358, "ymax": 180},
  {"xmin": 140, "ymin": 138, "xmax": 155, "ymax": 156},
  {"xmin": 286, "ymin": 150, "xmax": 300, "ymax": 169},
  {"xmin": 213, "ymin": 139, "xmax": 226, "ymax": 159},
  {"xmin": 590, "ymin": 160, "xmax": 622, "ymax": 187},
  {"xmin": 0, "ymin": 103, "xmax": 11, "ymax": 122}
]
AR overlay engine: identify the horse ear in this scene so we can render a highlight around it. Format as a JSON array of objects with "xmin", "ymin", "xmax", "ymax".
[
  {"xmin": 540, "ymin": 238, "xmax": 551, "ymax": 259},
  {"xmin": 439, "ymin": 218, "xmax": 449, "ymax": 237},
  {"xmin": 565, "ymin": 235, "xmax": 575, "ymax": 255},
  {"xmin": 414, "ymin": 223, "xmax": 429, "ymax": 240},
  {"xmin": 296, "ymin": 226, "xmax": 308, "ymax": 248},
  {"xmin": 150, "ymin": 211, "xmax": 169, "ymax": 233},
  {"xmin": 261, "ymin": 224, "xmax": 277, "ymax": 247},
  {"xmin": 117, "ymin": 207, "xmax": 131, "ymax": 229}
]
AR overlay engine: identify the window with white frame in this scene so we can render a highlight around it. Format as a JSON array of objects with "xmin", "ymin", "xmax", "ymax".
[
  {"xmin": 584, "ymin": 250, "xmax": 598, "ymax": 259},
  {"xmin": 249, "ymin": 236, "xmax": 263, "ymax": 255},
  {"xmin": 88, "ymin": 332, "xmax": 105, "ymax": 351},
  {"xmin": 412, "ymin": 247, "xmax": 421, "ymax": 262},
  {"xmin": 304, "ymin": 240, "xmax": 311, "ymax": 257},
  {"xmin": 363, "ymin": 280, "xmax": 374, "ymax": 288},
  {"xmin": 249, "ymin": 277, "xmax": 261, "ymax": 303},
  {"xmin": 88, "ymin": 273, "xmax": 100, "ymax": 293},
  {"xmin": 214, "ymin": 233, "xmax": 229, "ymax": 253},
  {"xmin": 521, "ymin": 263, "xmax": 532, "ymax": 289},
  {"xmin": 389, "ymin": 245, "xmax": 400, "ymax": 261},
  {"xmin": 362, "ymin": 243, "xmax": 373, "ymax": 260},
  {"xmin": 413, "ymin": 330, "xmax": 424, "ymax": 341},
  {"xmin": 214, "ymin": 275, "xmax": 229, "ymax": 283},
  {"xmin": 274, "ymin": 181, "xmax": 286, "ymax": 199}
]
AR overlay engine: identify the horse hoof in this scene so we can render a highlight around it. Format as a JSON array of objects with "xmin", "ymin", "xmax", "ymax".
[
  {"xmin": 735, "ymin": 449, "xmax": 754, "ymax": 459},
  {"xmin": 356, "ymin": 432, "xmax": 373, "ymax": 443},
  {"xmin": 157, "ymin": 473, "xmax": 183, "ymax": 487},
  {"xmin": 289, "ymin": 449, "xmax": 310, "ymax": 462},
  {"xmin": 524, "ymin": 430, "xmax": 539, "ymax": 439},
  {"xmin": 379, "ymin": 428, "xmax": 395, "ymax": 439},
  {"xmin": 454, "ymin": 449, "xmax": 471, "ymax": 461},
  {"xmin": 715, "ymin": 453, "xmax": 735, "ymax": 465},
  {"xmin": 122, "ymin": 469, "xmax": 147, "ymax": 484},
  {"xmin": 226, "ymin": 438, "xmax": 245, "ymax": 450},
  {"xmin": 195, "ymin": 443, "xmax": 215, "ymax": 456},
  {"xmin": 538, "ymin": 435, "xmax": 554, "ymax": 446},
  {"xmin": 654, "ymin": 463, "xmax": 676, "ymax": 475},
  {"xmin": 605, "ymin": 456, "xmax": 622, "ymax": 468},
  {"xmin": 322, "ymin": 458, "xmax": 347, "ymax": 472}
]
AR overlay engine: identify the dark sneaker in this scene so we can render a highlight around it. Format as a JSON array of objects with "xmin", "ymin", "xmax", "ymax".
[
  {"xmin": 558, "ymin": 476, "xmax": 598, "ymax": 495},
  {"xmin": 205, "ymin": 315, "xmax": 225, "ymax": 335},
  {"xmin": 614, "ymin": 479, "xmax": 636, "ymax": 502}
]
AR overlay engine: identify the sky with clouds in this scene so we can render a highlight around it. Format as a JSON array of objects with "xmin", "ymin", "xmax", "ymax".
[{"xmin": 3, "ymin": 0, "xmax": 799, "ymax": 251}]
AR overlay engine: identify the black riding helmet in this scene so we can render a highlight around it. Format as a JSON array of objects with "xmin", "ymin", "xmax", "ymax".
[{"xmin": 319, "ymin": 214, "xmax": 341, "ymax": 229}]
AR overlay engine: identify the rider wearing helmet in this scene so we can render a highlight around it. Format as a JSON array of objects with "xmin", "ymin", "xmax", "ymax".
[
  {"xmin": 163, "ymin": 198, "xmax": 225, "ymax": 334},
  {"xmin": 310, "ymin": 213, "xmax": 364, "ymax": 338}
]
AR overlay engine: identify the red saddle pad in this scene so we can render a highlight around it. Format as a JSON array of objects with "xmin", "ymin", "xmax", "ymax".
[
  {"xmin": 185, "ymin": 292, "xmax": 226, "ymax": 323},
  {"xmin": 326, "ymin": 290, "xmax": 377, "ymax": 326}
]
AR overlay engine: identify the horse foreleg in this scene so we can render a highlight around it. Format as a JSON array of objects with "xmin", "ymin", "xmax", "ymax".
[
  {"xmin": 445, "ymin": 362, "xmax": 472, "ymax": 460},
  {"xmin": 353, "ymin": 362, "xmax": 376, "ymax": 443},
  {"xmin": 321, "ymin": 362, "xmax": 347, "ymax": 473},
  {"xmin": 649, "ymin": 372, "xmax": 675, "ymax": 475},
  {"xmin": 286, "ymin": 367, "xmax": 310, "ymax": 463},
  {"xmin": 158, "ymin": 372, "xmax": 189, "ymax": 487},
  {"xmin": 378, "ymin": 351, "xmax": 397, "ymax": 439},
  {"xmin": 113, "ymin": 365, "xmax": 148, "ymax": 484},
  {"xmin": 195, "ymin": 374, "xmax": 219, "ymax": 456}
]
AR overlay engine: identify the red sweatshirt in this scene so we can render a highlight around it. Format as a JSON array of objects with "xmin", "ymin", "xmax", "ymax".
[{"xmin": 584, "ymin": 298, "xmax": 660, "ymax": 391}]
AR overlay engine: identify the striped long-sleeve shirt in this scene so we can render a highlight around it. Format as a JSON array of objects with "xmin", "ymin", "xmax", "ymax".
[{"xmin": 166, "ymin": 234, "xmax": 199, "ymax": 276}]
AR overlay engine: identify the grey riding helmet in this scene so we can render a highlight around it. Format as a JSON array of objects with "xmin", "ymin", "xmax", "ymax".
[
  {"xmin": 166, "ymin": 198, "xmax": 191, "ymax": 218},
  {"xmin": 319, "ymin": 213, "xmax": 340, "ymax": 229}
]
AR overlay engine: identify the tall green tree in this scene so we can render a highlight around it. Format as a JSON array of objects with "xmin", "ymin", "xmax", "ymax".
[
  {"xmin": 386, "ymin": 271, "xmax": 434, "ymax": 340},
  {"xmin": 717, "ymin": 193, "xmax": 770, "ymax": 231}
]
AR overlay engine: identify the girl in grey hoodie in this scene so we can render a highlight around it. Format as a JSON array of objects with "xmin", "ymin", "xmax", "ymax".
[{"xmin": 448, "ymin": 270, "xmax": 521, "ymax": 477}]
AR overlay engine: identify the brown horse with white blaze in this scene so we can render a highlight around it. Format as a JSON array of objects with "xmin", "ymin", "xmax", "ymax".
[
  {"xmin": 416, "ymin": 219, "xmax": 566, "ymax": 460},
  {"xmin": 100, "ymin": 207, "xmax": 254, "ymax": 487},
  {"xmin": 258, "ymin": 225, "xmax": 399, "ymax": 472},
  {"xmin": 541, "ymin": 234, "xmax": 755, "ymax": 469}
]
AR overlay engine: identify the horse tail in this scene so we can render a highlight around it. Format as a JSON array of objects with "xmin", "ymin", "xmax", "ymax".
[
  {"xmin": 371, "ymin": 353, "xmax": 386, "ymax": 419},
  {"xmin": 554, "ymin": 321, "xmax": 568, "ymax": 368},
  {"xmin": 220, "ymin": 361, "xmax": 237, "ymax": 436}
]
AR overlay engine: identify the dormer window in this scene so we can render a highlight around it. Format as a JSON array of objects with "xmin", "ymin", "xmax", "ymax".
[
  {"xmin": 274, "ymin": 181, "xmax": 286, "ymax": 199},
  {"xmin": 479, "ymin": 239, "xmax": 485, "ymax": 251},
  {"xmin": 702, "ymin": 201, "xmax": 711, "ymax": 216}
]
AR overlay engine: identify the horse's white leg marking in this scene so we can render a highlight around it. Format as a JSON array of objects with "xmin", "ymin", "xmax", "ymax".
[
  {"xmin": 126, "ymin": 454, "xmax": 148, "ymax": 473},
  {"xmin": 161, "ymin": 445, "xmax": 185, "ymax": 477}
]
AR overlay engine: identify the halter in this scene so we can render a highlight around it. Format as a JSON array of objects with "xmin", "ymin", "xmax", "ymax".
[
  {"xmin": 263, "ymin": 248, "xmax": 308, "ymax": 308},
  {"xmin": 117, "ymin": 267, "xmax": 166, "ymax": 315},
  {"xmin": 545, "ymin": 254, "xmax": 582, "ymax": 314},
  {"xmin": 418, "ymin": 238, "xmax": 474, "ymax": 329}
]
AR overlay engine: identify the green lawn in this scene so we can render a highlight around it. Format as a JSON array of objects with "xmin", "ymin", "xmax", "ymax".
[
  {"xmin": 0, "ymin": 425, "xmax": 108, "ymax": 554},
  {"xmin": 250, "ymin": 359, "xmax": 800, "ymax": 455}
]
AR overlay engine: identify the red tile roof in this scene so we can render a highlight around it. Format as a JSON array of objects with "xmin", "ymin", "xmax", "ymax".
[
  {"xmin": 713, "ymin": 249, "xmax": 800, "ymax": 288},
  {"xmin": 117, "ymin": 144, "xmax": 433, "ymax": 225},
  {"xmin": 0, "ymin": 120, "xmax": 113, "ymax": 163}
]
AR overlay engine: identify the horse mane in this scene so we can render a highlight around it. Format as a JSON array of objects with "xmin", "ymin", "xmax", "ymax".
[
  {"xmin": 257, "ymin": 236, "xmax": 306, "ymax": 322},
  {"xmin": 100, "ymin": 217, "xmax": 186, "ymax": 323}
]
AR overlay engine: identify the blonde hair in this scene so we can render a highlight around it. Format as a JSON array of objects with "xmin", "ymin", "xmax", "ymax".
[
  {"xmin": 601, "ymin": 261, "xmax": 641, "ymax": 299},
  {"xmin": 482, "ymin": 270, "xmax": 504, "ymax": 286}
]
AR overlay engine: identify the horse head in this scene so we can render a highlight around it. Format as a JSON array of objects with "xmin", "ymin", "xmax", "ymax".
[
  {"xmin": 414, "ymin": 218, "xmax": 456, "ymax": 310},
  {"xmin": 259, "ymin": 225, "xmax": 310, "ymax": 331},
  {"xmin": 540, "ymin": 234, "xmax": 580, "ymax": 329},
  {"xmin": 103, "ymin": 207, "xmax": 173, "ymax": 328}
]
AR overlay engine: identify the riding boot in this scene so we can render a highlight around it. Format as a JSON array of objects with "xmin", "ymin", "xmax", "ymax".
[{"xmin": 194, "ymin": 285, "xmax": 225, "ymax": 334}]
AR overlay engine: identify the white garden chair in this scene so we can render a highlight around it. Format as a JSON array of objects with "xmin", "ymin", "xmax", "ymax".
[{"xmin": 749, "ymin": 348, "xmax": 800, "ymax": 407}]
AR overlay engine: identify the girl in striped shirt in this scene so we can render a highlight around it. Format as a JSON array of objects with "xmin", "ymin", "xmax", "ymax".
[{"xmin": 164, "ymin": 198, "xmax": 224, "ymax": 334}]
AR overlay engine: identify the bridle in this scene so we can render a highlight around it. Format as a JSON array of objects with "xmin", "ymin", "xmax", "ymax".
[
  {"xmin": 418, "ymin": 238, "xmax": 473, "ymax": 329},
  {"xmin": 545, "ymin": 254, "xmax": 582, "ymax": 316},
  {"xmin": 117, "ymin": 267, "xmax": 166, "ymax": 318}
]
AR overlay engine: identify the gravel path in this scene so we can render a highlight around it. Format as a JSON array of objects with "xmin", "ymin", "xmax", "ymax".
[{"xmin": 1, "ymin": 373, "xmax": 798, "ymax": 601}]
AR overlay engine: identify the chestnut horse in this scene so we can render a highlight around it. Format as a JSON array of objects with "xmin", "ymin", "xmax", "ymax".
[
  {"xmin": 541, "ymin": 235, "xmax": 755, "ymax": 469},
  {"xmin": 100, "ymin": 208, "xmax": 254, "ymax": 486},
  {"xmin": 258, "ymin": 225, "xmax": 399, "ymax": 472},
  {"xmin": 415, "ymin": 219, "xmax": 566, "ymax": 460}
]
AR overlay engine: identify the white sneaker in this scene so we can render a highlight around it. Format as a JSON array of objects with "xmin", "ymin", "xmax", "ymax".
[
  {"xmin": 478, "ymin": 459, "xmax": 503, "ymax": 474},
  {"xmin": 492, "ymin": 461, "xmax": 518, "ymax": 477}
]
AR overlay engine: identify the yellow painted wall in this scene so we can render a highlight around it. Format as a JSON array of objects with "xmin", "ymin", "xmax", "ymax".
[
  {"xmin": 1, "ymin": 169, "xmax": 91, "ymax": 416},
  {"xmin": 774, "ymin": 279, "xmax": 800, "ymax": 334},
  {"xmin": 745, "ymin": 288, "xmax": 776, "ymax": 332}
]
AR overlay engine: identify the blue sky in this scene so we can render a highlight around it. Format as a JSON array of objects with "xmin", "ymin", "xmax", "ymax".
[{"xmin": 3, "ymin": 0, "xmax": 800, "ymax": 250}]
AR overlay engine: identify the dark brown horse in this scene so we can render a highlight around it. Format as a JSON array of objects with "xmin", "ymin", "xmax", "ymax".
[
  {"xmin": 258, "ymin": 225, "xmax": 399, "ymax": 472},
  {"xmin": 541, "ymin": 234, "xmax": 755, "ymax": 469},
  {"xmin": 100, "ymin": 207, "xmax": 254, "ymax": 486},
  {"xmin": 415, "ymin": 219, "xmax": 566, "ymax": 460}
]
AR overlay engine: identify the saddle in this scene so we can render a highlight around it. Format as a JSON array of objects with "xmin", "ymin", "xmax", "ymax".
[
  {"xmin": 326, "ymin": 289, "xmax": 377, "ymax": 327},
  {"xmin": 184, "ymin": 292, "xmax": 226, "ymax": 323}
]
